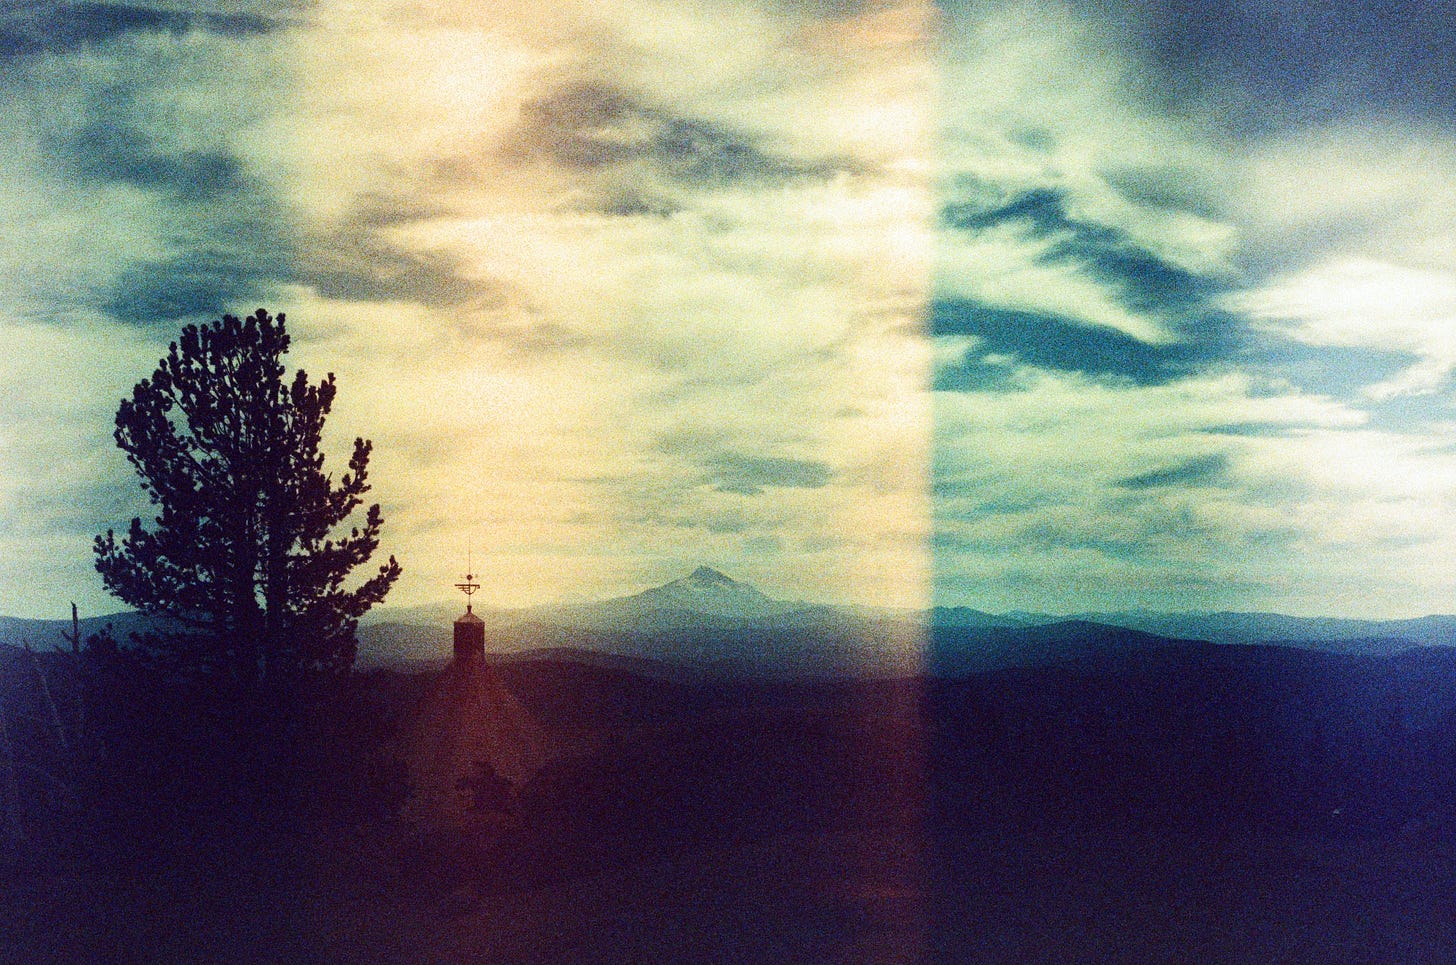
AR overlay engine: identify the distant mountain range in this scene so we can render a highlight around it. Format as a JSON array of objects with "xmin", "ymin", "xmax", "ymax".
[
  {"xmin": 1039, "ymin": 610, "xmax": 1456, "ymax": 654},
  {"xmin": 4, "ymin": 568, "xmax": 1454, "ymax": 677},
  {"xmin": 0, "ymin": 609, "xmax": 160, "ymax": 653}
]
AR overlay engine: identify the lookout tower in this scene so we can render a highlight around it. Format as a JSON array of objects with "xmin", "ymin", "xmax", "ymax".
[
  {"xmin": 394, "ymin": 561, "xmax": 551, "ymax": 826},
  {"xmin": 453, "ymin": 566, "xmax": 484, "ymax": 662}
]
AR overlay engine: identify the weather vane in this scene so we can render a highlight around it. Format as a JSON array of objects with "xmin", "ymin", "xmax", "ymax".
[{"xmin": 455, "ymin": 548, "xmax": 481, "ymax": 613}]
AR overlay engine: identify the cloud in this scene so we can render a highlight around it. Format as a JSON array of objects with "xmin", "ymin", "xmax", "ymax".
[
  {"xmin": 504, "ymin": 80, "xmax": 850, "ymax": 195},
  {"xmin": 1117, "ymin": 454, "xmax": 1229, "ymax": 490},
  {"xmin": 0, "ymin": 2, "xmax": 282, "ymax": 59},
  {"xmin": 35, "ymin": 0, "xmax": 931, "ymax": 615},
  {"xmin": 704, "ymin": 453, "xmax": 834, "ymax": 495},
  {"xmin": 1231, "ymin": 122, "xmax": 1456, "ymax": 278},
  {"xmin": 931, "ymin": 300, "xmax": 1238, "ymax": 387},
  {"xmin": 1230, "ymin": 257, "xmax": 1456, "ymax": 400},
  {"xmin": 293, "ymin": 214, "xmax": 492, "ymax": 309},
  {"xmin": 103, "ymin": 242, "xmax": 288, "ymax": 324},
  {"xmin": 930, "ymin": 366, "xmax": 1456, "ymax": 615},
  {"xmin": 936, "ymin": 181, "xmax": 1238, "ymax": 347},
  {"xmin": 59, "ymin": 120, "xmax": 247, "ymax": 200},
  {"xmin": 931, "ymin": 345, "xmax": 1024, "ymax": 393},
  {"xmin": 930, "ymin": 0, "xmax": 1456, "ymax": 617},
  {"xmin": 0, "ymin": 12, "xmax": 305, "ymax": 329}
]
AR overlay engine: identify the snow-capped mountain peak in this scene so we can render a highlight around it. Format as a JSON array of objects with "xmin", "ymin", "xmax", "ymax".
[{"xmin": 630, "ymin": 566, "xmax": 788, "ymax": 619}]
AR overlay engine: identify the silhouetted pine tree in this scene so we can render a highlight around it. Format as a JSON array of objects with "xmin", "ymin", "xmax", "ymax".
[{"xmin": 94, "ymin": 308, "xmax": 401, "ymax": 689}]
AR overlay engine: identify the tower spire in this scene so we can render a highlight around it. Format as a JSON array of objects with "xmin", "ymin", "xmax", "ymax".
[{"xmin": 454, "ymin": 549, "xmax": 480, "ymax": 614}]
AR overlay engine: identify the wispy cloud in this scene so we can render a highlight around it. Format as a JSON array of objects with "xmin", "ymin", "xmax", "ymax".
[
  {"xmin": 0, "ymin": 0, "xmax": 931, "ymax": 617},
  {"xmin": 1117, "ymin": 454, "xmax": 1229, "ymax": 491},
  {"xmin": 0, "ymin": 2, "xmax": 283, "ymax": 59},
  {"xmin": 932, "ymin": 0, "xmax": 1456, "ymax": 617}
]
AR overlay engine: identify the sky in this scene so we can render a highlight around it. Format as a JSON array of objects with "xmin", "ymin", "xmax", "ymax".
[
  {"xmin": 0, "ymin": 0, "xmax": 931, "ymax": 618},
  {"xmin": 933, "ymin": 0, "xmax": 1456, "ymax": 618},
  {"xmin": 0, "ymin": 2, "xmax": 1452, "ymax": 621}
]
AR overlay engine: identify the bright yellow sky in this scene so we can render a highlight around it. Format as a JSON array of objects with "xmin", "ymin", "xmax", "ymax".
[{"xmin": 0, "ymin": 0, "xmax": 934, "ymax": 616}]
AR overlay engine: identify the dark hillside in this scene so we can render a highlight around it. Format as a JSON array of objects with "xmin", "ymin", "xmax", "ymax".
[{"xmin": 6, "ymin": 638, "xmax": 1456, "ymax": 963}]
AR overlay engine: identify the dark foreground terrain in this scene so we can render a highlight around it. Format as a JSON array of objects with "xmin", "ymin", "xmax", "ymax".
[{"xmin": 4, "ymin": 632, "xmax": 1456, "ymax": 963}]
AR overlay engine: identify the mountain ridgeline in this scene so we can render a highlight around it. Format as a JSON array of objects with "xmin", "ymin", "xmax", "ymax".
[
  {"xmin": 345, "ymin": 568, "xmax": 1456, "ymax": 677},
  {"xmin": 7, "ymin": 568, "xmax": 1456, "ymax": 677},
  {"xmin": 354, "ymin": 565, "xmax": 924, "ymax": 677}
]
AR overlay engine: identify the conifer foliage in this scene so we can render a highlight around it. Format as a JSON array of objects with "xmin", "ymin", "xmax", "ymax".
[{"xmin": 94, "ymin": 309, "xmax": 401, "ymax": 686}]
